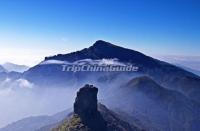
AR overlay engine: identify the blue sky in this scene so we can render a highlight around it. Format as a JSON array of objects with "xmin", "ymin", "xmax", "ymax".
[{"xmin": 0, "ymin": 0, "xmax": 199, "ymax": 65}]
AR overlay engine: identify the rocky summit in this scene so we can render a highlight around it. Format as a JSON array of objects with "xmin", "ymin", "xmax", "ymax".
[
  {"xmin": 73, "ymin": 84, "xmax": 107, "ymax": 131},
  {"xmin": 53, "ymin": 84, "xmax": 141, "ymax": 131},
  {"xmin": 74, "ymin": 84, "xmax": 98, "ymax": 119}
]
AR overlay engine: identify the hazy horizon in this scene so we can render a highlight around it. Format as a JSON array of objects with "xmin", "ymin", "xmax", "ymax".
[{"xmin": 0, "ymin": 42, "xmax": 200, "ymax": 67}]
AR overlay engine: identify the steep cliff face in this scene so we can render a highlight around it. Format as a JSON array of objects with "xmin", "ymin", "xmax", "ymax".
[
  {"xmin": 74, "ymin": 85, "xmax": 98, "ymax": 120},
  {"xmin": 73, "ymin": 84, "xmax": 107, "ymax": 131},
  {"xmin": 53, "ymin": 84, "xmax": 141, "ymax": 131}
]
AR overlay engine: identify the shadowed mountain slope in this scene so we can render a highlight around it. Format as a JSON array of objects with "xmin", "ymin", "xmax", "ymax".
[
  {"xmin": 23, "ymin": 40, "xmax": 200, "ymax": 104},
  {"xmin": 106, "ymin": 76, "xmax": 200, "ymax": 131}
]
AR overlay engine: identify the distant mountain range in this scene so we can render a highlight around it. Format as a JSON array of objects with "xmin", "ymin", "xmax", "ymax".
[
  {"xmin": 2, "ymin": 62, "xmax": 29, "ymax": 73},
  {"xmin": 24, "ymin": 40, "xmax": 200, "ymax": 103},
  {"xmin": 0, "ymin": 63, "xmax": 29, "ymax": 88},
  {"xmin": 157, "ymin": 55, "xmax": 200, "ymax": 72},
  {"xmin": 0, "ymin": 65, "xmax": 7, "ymax": 73},
  {"xmin": 176, "ymin": 64, "xmax": 200, "ymax": 76},
  {"xmin": 0, "ymin": 109, "xmax": 72, "ymax": 131},
  {"xmin": 1, "ymin": 40, "xmax": 200, "ymax": 131}
]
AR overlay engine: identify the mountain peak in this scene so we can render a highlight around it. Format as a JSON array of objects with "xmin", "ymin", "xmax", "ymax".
[
  {"xmin": 92, "ymin": 40, "xmax": 116, "ymax": 48},
  {"xmin": 73, "ymin": 84, "xmax": 107, "ymax": 131},
  {"xmin": 44, "ymin": 40, "xmax": 159, "ymax": 67},
  {"xmin": 0, "ymin": 65, "xmax": 7, "ymax": 73},
  {"xmin": 128, "ymin": 76, "xmax": 155, "ymax": 85},
  {"xmin": 74, "ymin": 84, "xmax": 98, "ymax": 118},
  {"xmin": 53, "ymin": 84, "xmax": 141, "ymax": 131},
  {"xmin": 125, "ymin": 76, "xmax": 160, "ymax": 90},
  {"xmin": 2, "ymin": 62, "xmax": 29, "ymax": 73}
]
